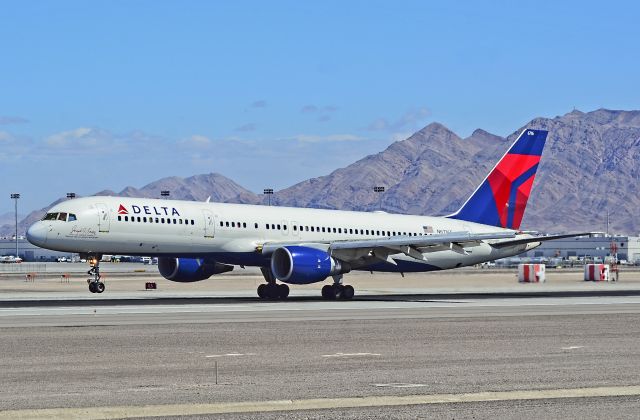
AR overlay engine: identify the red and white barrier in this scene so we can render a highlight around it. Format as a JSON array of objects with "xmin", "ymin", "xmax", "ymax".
[
  {"xmin": 584, "ymin": 264, "xmax": 610, "ymax": 281},
  {"xmin": 518, "ymin": 264, "xmax": 546, "ymax": 283}
]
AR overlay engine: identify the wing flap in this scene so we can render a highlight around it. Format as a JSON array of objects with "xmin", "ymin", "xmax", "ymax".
[{"xmin": 490, "ymin": 232, "xmax": 592, "ymax": 249}]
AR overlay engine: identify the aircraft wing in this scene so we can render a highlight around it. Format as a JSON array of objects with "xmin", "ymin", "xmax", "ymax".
[
  {"xmin": 489, "ymin": 232, "xmax": 592, "ymax": 249},
  {"xmin": 261, "ymin": 231, "xmax": 516, "ymax": 268},
  {"xmin": 329, "ymin": 231, "xmax": 515, "ymax": 266}
]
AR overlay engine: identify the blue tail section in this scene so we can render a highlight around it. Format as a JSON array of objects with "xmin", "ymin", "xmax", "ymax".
[{"xmin": 447, "ymin": 129, "xmax": 548, "ymax": 230}]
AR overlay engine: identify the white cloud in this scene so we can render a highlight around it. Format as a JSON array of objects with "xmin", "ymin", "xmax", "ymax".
[
  {"xmin": 289, "ymin": 134, "xmax": 364, "ymax": 143},
  {"xmin": 251, "ymin": 100, "xmax": 267, "ymax": 108},
  {"xmin": 367, "ymin": 107, "xmax": 431, "ymax": 132},
  {"xmin": 235, "ymin": 123, "xmax": 258, "ymax": 132},
  {"xmin": 0, "ymin": 116, "xmax": 29, "ymax": 125},
  {"xmin": 45, "ymin": 127, "xmax": 95, "ymax": 147}
]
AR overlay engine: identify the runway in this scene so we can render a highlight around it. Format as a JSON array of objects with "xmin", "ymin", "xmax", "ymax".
[{"xmin": 1, "ymin": 285, "xmax": 640, "ymax": 418}]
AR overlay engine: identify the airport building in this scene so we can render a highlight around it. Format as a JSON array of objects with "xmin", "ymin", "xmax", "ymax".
[
  {"xmin": 524, "ymin": 234, "xmax": 640, "ymax": 264},
  {"xmin": 0, "ymin": 238, "xmax": 75, "ymax": 261}
]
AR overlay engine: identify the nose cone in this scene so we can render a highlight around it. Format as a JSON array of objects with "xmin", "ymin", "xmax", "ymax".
[{"xmin": 26, "ymin": 222, "xmax": 48, "ymax": 247}]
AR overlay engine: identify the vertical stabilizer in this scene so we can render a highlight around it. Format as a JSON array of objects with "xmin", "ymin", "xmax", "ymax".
[{"xmin": 447, "ymin": 129, "xmax": 548, "ymax": 230}]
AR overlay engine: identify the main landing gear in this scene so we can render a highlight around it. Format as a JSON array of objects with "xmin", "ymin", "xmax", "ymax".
[
  {"xmin": 86, "ymin": 256, "xmax": 105, "ymax": 293},
  {"xmin": 257, "ymin": 267, "xmax": 289, "ymax": 299},
  {"xmin": 321, "ymin": 275, "xmax": 354, "ymax": 300}
]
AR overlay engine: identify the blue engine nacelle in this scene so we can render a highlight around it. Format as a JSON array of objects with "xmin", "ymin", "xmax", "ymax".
[
  {"xmin": 158, "ymin": 257, "xmax": 234, "ymax": 282},
  {"xmin": 270, "ymin": 246, "xmax": 350, "ymax": 284}
]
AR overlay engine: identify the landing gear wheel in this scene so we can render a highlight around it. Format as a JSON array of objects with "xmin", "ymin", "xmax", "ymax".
[
  {"xmin": 95, "ymin": 282, "xmax": 105, "ymax": 293},
  {"xmin": 266, "ymin": 284, "xmax": 280, "ymax": 299},
  {"xmin": 89, "ymin": 282, "xmax": 96, "ymax": 293},
  {"xmin": 341, "ymin": 285, "xmax": 355, "ymax": 300},
  {"xmin": 322, "ymin": 284, "xmax": 337, "ymax": 299},
  {"xmin": 257, "ymin": 284, "xmax": 267, "ymax": 299},
  {"xmin": 278, "ymin": 284, "xmax": 290, "ymax": 299}
]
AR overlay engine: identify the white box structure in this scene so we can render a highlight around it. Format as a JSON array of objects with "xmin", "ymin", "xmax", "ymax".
[
  {"xmin": 518, "ymin": 264, "xmax": 546, "ymax": 283},
  {"xmin": 584, "ymin": 264, "xmax": 610, "ymax": 281}
]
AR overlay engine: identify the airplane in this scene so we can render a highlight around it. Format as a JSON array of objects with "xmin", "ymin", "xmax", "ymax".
[{"xmin": 26, "ymin": 128, "xmax": 587, "ymax": 298}]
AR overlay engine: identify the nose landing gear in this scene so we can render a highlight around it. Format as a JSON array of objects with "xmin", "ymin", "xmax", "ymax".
[{"xmin": 86, "ymin": 256, "xmax": 105, "ymax": 293}]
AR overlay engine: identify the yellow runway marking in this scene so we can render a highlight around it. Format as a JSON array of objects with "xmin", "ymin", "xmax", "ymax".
[{"xmin": 2, "ymin": 385, "xmax": 640, "ymax": 419}]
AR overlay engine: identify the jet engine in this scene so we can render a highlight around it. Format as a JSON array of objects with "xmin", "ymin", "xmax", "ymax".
[
  {"xmin": 270, "ymin": 246, "xmax": 349, "ymax": 284},
  {"xmin": 158, "ymin": 257, "xmax": 234, "ymax": 282}
]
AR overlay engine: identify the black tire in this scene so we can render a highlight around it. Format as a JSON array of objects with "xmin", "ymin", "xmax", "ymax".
[
  {"xmin": 257, "ymin": 284, "xmax": 267, "ymax": 299},
  {"xmin": 88, "ymin": 282, "xmax": 96, "ymax": 293},
  {"xmin": 322, "ymin": 284, "xmax": 336, "ymax": 299},
  {"xmin": 266, "ymin": 284, "xmax": 279, "ymax": 299},
  {"xmin": 341, "ymin": 285, "xmax": 355, "ymax": 300},
  {"xmin": 96, "ymin": 282, "xmax": 105, "ymax": 293},
  {"xmin": 278, "ymin": 284, "xmax": 290, "ymax": 299}
]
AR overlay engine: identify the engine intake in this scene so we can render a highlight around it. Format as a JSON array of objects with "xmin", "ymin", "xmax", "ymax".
[
  {"xmin": 271, "ymin": 246, "xmax": 349, "ymax": 284},
  {"xmin": 158, "ymin": 258, "xmax": 233, "ymax": 282}
]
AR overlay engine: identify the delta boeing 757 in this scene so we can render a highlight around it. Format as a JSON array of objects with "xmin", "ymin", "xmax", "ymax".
[{"xmin": 27, "ymin": 129, "xmax": 584, "ymax": 298}]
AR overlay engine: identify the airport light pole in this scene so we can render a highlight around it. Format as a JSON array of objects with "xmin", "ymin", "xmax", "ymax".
[
  {"xmin": 10, "ymin": 193, "xmax": 20, "ymax": 258},
  {"xmin": 373, "ymin": 186, "xmax": 385, "ymax": 210},
  {"xmin": 263, "ymin": 188, "xmax": 273, "ymax": 206},
  {"xmin": 161, "ymin": 190, "xmax": 170, "ymax": 199}
]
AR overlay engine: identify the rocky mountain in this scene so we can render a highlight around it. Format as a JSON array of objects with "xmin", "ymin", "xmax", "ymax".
[
  {"xmin": 275, "ymin": 109, "xmax": 640, "ymax": 234},
  {"xmin": 0, "ymin": 212, "xmax": 23, "ymax": 228},
  {"xmin": 3, "ymin": 109, "xmax": 640, "ymax": 236}
]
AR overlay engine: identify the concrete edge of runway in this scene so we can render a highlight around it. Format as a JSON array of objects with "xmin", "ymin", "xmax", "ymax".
[
  {"xmin": 2, "ymin": 288, "xmax": 640, "ymax": 308},
  {"xmin": 1, "ymin": 386, "xmax": 639, "ymax": 420}
]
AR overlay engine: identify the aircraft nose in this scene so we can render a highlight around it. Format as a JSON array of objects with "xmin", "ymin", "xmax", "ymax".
[{"xmin": 26, "ymin": 222, "xmax": 48, "ymax": 247}]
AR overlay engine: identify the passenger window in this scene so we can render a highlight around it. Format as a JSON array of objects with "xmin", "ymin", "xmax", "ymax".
[
  {"xmin": 266, "ymin": 224, "xmax": 270, "ymax": 230},
  {"xmin": 272, "ymin": 224, "xmax": 276, "ymax": 230},
  {"xmin": 243, "ymin": 222, "xmax": 247, "ymax": 228},
  {"xmin": 237, "ymin": 222, "xmax": 241, "ymax": 228},
  {"xmin": 305, "ymin": 226, "xmax": 309, "ymax": 231},
  {"xmin": 226, "ymin": 221, "xmax": 229, "ymax": 227},
  {"xmin": 191, "ymin": 220, "xmax": 194, "ymax": 225},
  {"xmin": 332, "ymin": 228, "xmax": 336, "ymax": 233},
  {"xmin": 125, "ymin": 216, "xmax": 129, "ymax": 222},
  {"xmin": 338, "ymin": 228, "xmax": 342, "ymax": 233},
  {"xmin": 277, "ymin": 224, "xmax": 281, "ymax": 230},
  {"xmin": 220, "ymin": 221, "xmax": 223, "ymax": 227},
  {"xmin": 232, "ymin": 222, "xmax": 235, "ymax": 227},
  {"xmin": 311, "ymin": 226, "xmax": 315, "ymax": 232},
  {"xmin": 173, "ymin": 219, "xmax": 177, "ymax": 224},
  {"xmin": 155, "ymin": 218, "xmax": 159, "ymax": 223},
  {"xmin": 118, "ymin": 216, "xmax": 122, "ymax": 221},
  {"xmin": 144, "ymin": 217, "xmax": 147, "ymax": 223},
  {"xmin": 255, "ymin": 223, "xmax": 258, "ymax": 229},
  {"xmin": 293, "ymin": 226, "xmax": 297, "ymax": 231},
  {"xmin": 283, "ymin": 225, "xmax": 287, "ymax": 230}
]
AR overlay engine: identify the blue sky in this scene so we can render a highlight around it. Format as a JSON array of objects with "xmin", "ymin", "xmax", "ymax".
[{"xmin": 2, "ymin": 0, "xmax": 639, "ymax": 215}]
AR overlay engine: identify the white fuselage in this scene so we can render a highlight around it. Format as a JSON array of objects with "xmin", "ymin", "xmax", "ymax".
[{"xmin": 27, "ymin": 196, "xmax": 537, "ymax": 272}]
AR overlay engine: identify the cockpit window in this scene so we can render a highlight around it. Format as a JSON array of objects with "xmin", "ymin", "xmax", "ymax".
[
  {"xmin": 42, "ymin": 212, "xmax": 77, "ymax": 222},
  {"xmin": 43, "ymin": 213, "xmax": 58, "ymax": 221}
]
